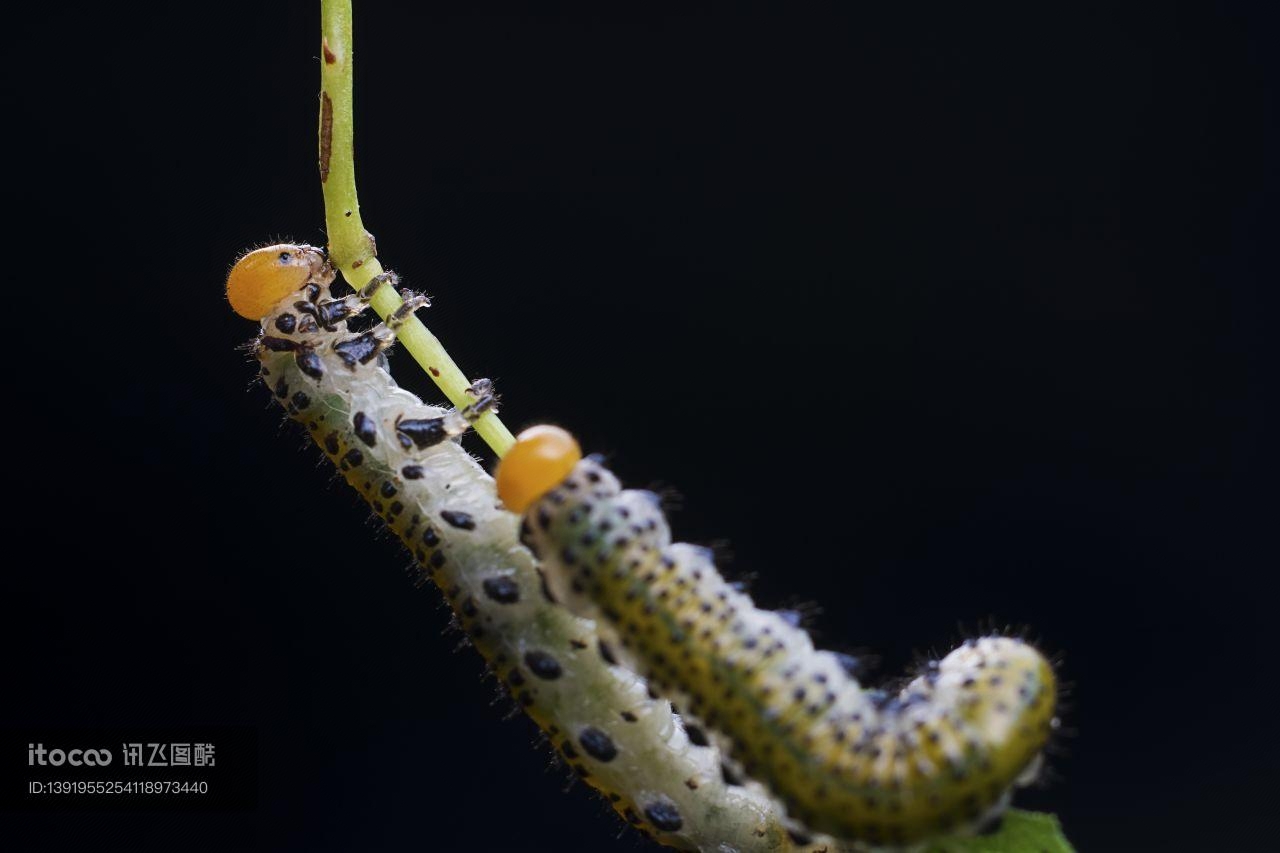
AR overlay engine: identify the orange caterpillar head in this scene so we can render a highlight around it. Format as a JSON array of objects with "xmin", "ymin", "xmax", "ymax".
[
  {"xmin": 496, "ymin": 425, "xmax": 582, "ymax": 513},
  {"xmin": 226, "ymin": 244, "xmax": 332, "ymax": 320}
]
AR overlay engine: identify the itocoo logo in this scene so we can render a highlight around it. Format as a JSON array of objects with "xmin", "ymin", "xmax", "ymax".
[{"xmin": 28, "ymin": 743, "xmax": 112, "ymax": 766}]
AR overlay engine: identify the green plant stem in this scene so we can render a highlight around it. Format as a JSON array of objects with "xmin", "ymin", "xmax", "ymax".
[{"xmin": 318, "ymin": 0, "xmax": 515, "ymax": 457}]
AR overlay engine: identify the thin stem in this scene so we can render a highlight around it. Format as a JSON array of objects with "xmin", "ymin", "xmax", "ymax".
[{"xmin": 318, "ymin": 0, "xmax": 515, "ymax": 457}]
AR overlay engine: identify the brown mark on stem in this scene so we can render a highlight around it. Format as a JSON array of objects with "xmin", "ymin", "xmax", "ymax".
[
  {"xmin": 319, "ymin": 92, "xmax": 334, "ymax": 183},
  {"xmin": 322, "ymin": 37, "xmax": 337, "ymax": 65}
]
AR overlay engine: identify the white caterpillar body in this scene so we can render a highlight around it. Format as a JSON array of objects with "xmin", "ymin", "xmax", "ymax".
[{"xmin": 252, "ymin": 277, "xmax": 836, "ymax": 852}]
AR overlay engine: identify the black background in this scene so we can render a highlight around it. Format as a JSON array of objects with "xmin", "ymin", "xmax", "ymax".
[{"xmin": 4, "ymin": 2, "xmax": 1275, "ymax": 851}]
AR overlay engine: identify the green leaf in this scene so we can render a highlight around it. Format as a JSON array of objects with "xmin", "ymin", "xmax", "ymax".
[{"xmin": 923, "ymin": 810, "xmax": 1075, "ymax": 852}]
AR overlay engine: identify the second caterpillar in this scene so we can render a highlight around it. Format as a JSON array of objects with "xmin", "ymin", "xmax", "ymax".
[{"xmin": 501, "ymin": 432, "xmax": 1057, "ymax": 848}]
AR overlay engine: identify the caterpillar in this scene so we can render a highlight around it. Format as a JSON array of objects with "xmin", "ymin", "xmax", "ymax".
[
  {"xmin": 509, "ymin": 444, "xmax": 1056, "ymax": 847},
  {"xmin": 232, "ymin": 245, "xmax": 832, "ymax": 852},
  {"xmin": 230, "ymin": 244, "xmax": 1057, "ymax": 851}
]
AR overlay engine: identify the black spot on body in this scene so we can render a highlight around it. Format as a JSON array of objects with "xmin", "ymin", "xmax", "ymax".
[
  {"xmin": 260, "ymin": 335, "xmax": 299, "ymax": 352},
  {"xmin": 441, "ymin": 510, "xmax": 476, "ymax": 530},
  {"xmin": 295, "ymin": 348, "xmax": 324, "ymax": 379},
  {"xmin": 396, "ymin": 417, "xmax": 448, "ymax": 450},
  {"xmin": 379, "ymin": 481, "xmax": 397, "ymax": 499},
  {"xmin": 578, "ymin": 727, "xmax": 617, "ymax": 762},
  {"xmin": 402, "ymin": 465, "xmax": 425, "ymax": 479},
  {"xmin": 524, "ymin": 650, "xmax": 563, "ymax": 680},
  {"xmin": 333, "ymin": 331, "xmax": 381, "ymax": 367},
  {"xmin": 482, "ymin": 576, "xmax": 520, "ymax": 604},
  {"xmin": 341, "ymin": 448, "xmax": 363, "ymax": 469},
  {"xmin": 644, "ymin": 799, "xmax": 683, "ymax": 832},
  {"xmin": 598, "ymin": 640, "xmax": 618, "ymax": 666},
  {"xmin": 315, "ymin": 299, "xmax": 353, "ymax": 330},
  {"xmin": 353, "ymin": 411, "xmax": 378, "ymax": 446},
  {"xmin": 290, "ymin": 391, "xmax": 310, "ymax": 410},
  {"xmin": 422, "ymin": 528, "xmax": 440, "ymax": 547},
  {"xmin": 274, "ymin": 313, "xmax": 297, "ymax": 334}
]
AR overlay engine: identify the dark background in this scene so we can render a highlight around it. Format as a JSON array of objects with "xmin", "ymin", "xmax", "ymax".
[{"xmin": 4, "ymin": 2, "xmax": 1275, "ymax": 851}]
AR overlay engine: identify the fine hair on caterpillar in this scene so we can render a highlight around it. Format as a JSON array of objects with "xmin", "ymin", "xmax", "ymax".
[{"xmin": 231, "ymin": 244, "xmax": 1059, "ymax": 851}]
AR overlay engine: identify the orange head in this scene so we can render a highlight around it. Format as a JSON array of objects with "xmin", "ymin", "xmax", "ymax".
[
  {"xmin": 226, "ymin": 244, "xmax": 331, "ymax": 320},
  {"xmin": 496, "ymin": 425, "xmax": 583, "ymax": 513}
]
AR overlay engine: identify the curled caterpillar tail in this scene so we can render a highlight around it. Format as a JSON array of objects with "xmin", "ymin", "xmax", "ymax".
[{"xmin": 513, "ymin": 443, "xmax": 1057, "ymax": 847}]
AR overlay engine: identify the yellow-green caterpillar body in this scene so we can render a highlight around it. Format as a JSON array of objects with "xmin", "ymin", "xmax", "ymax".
[{"xmin": 522, "ymin": 459, "xmax": 1056, "ymax": 846}]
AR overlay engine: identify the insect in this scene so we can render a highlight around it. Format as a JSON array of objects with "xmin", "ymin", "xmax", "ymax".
[
  {"xmin": 506, "ymin": 434, "xmax": 1055, "ymax": 846},
  {"xmin": 230, "ymin": 244, "xmax": 1058, "ymax": 850},
  {"xmin": 232, "ymin": 247, "xmax": 829, "ymax": 851}
]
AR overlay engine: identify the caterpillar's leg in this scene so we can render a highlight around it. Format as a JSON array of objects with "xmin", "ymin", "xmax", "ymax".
[
  {"xmin": 357, "ymin": 270, "xmax": 400, "ymax": 301},
  {"xmin": 329, "ymin": 326, "xmax": 394, "ymax": 369},
  {"xmin": 295, "ymin": 293, "xmax": 366, "ymax": 332},
  {"xmin": 460, "ymin": 378, "xmax": 498, "ymax": 421},
  {"xmin": 387, "ymin": 290, "xmax": 431, "ymax": 328},
  {"xmin": 348, "ymin": 271, "xmax": 492, "ymax": 440},
  {"xmin": 387, "ymin": 290, "xmax": 494, "ymax": 419},
  {"xmin": 328, "ymin": 286, "xmax": 428, "ymax": 369},
  {"xmin": 393, "ymin": 379, "xmax": 499, "ymax": 451}
]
